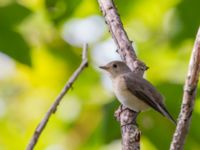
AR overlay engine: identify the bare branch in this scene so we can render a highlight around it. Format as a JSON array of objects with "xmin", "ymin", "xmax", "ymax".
[
  {"xmin": 170, "ymin": 27, "xmax": 200, "ymax": 150},
  {"xmin": 97, "ymin": 0, "xmax": 148, "ymax": 76},
  {"xmin": 26, "ymin": 43, "xmax": 88, "ymax": 150},
  {"xmin": 97, "ymin": 0, "xmax": 148, "ymax": 149}
]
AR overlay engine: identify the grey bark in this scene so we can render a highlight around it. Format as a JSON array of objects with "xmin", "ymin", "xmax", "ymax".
[
  {"xmin": 97, "ymin": 0, "xmax": 148, "ymax": 149},
  {"xmin": 170, "ymin": 27, "xmax": 200, "ymax": 150}
]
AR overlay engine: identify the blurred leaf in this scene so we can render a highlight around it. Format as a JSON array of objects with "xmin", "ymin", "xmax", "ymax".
[
  {"xmin": 171, "ymin": 0, "xmax": 200, "ymax": 45},
  {"xmin": 82, "ymin": 99, "xmax": 121, "ymax": 149},
  {"xmin": 101, "ymin": 100, "xmax": 121, "ymax": 143},
  {"xmin": 0, "ymin": 3, "xmax": 31, "ymax": 28},
  {"xmin": 115, "ymin": 0, "xmax": 138, "ymax": 19},
  {"xmin": 188, "ymin": 112, "xmax": 200, "ymax": 146},
  {"xmin": 45, "ymin": 0, "xmax": 83, "ymax": 24},
  {"xmin": 46, "ymin": 36, "xmax": 81, "ymax": 70},
  {"xmin": 0, "ymin": 29, "xmax": 31, "ymax": 66},
  {"xmin": 157, "ymin": 82, "xmax": 183, "ymax": 114},
  {"xmin": 0, "ymin": 3, "xmax": 32, "ymax": 65},
  {"xmin": 73, "ymin": 66, "xmax": 102, "ymax": 100}
]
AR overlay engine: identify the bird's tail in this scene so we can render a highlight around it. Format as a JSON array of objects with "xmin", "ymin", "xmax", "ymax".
[{"xmin": 157, "ymin": 103, "xmax": 177, "ymax": 125}]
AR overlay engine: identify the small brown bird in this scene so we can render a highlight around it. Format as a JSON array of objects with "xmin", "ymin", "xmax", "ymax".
[{"xmin": 100, "ymin": 61, "xmax": 176, "ymax": 124}]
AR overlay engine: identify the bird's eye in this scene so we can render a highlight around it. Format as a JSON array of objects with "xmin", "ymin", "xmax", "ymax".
[{"xmin": 113, "ymin": 64, "xmax": 117, "ymax": 68}]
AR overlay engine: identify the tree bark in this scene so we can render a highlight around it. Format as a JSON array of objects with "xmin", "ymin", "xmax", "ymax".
[
  {"xmin": 97, "ymin": 0, "xmax": 148, "ymax": 149},
  {"xmin": 170, "ymin": 27, "xmax": 200, "ymax": 150}
]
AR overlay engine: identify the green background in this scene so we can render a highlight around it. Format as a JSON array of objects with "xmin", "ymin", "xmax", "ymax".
[{"xmin": 0, "ymin": 0, "xmax": 199, "ymax": 149}]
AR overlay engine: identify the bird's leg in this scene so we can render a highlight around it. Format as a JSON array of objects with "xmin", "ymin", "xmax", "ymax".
[
  {"xmin": 114, "ymin": 105, "xmax": 129, "ymax": 121},
  {"xmin": 114, "ymin": 105, "xmax": 123, "ymax": 121},
  {"xmin": 120, "ymin": 109, "xmax": 139, "ymax": 127},
  {"xmin": 130, "ymin": 111, "xmax": 140, "ymax": 126},
  {"xmin": 115, "ymin": 105, "xmax": 139, "ymax": 126}
]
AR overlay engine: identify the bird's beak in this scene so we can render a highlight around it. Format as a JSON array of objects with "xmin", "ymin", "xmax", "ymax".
[{"xmin": 99, "ymin": 65, "xmax": 109, "ymax": 70}]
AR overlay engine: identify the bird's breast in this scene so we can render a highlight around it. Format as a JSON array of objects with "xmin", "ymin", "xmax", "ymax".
[{"xmin": 112, "ymin": 76, "xmax": 149, "ymax": 112}]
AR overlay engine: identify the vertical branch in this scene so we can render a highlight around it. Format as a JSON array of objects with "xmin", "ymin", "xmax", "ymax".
[
  {"xmin": 170, "ymin": 27, "xmax": 200, "ymax": 150},
  {"xmin": 97, "ymin": 0, "xmax": 148, "ymax": 150},
  {"xmin": 97, "ymin": 0, "xmax": 147, "ymax": 76}
]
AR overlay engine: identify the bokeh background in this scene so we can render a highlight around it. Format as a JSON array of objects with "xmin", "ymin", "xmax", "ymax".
[{"xmin": 0, "ymin": 0, "xmax": 200, "ymax": 150}]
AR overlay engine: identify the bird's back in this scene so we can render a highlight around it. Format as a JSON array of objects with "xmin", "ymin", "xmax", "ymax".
[{"xmin": 122, "ymin": 72, "xmax": 176, "ymax": 124}]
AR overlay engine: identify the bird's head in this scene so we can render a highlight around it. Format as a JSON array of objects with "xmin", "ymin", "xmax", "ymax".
[{"xmin": 99, "ymin": 61, "xmax": 131, "ymax": 78}]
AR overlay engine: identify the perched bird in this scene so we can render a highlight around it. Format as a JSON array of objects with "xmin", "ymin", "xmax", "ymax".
[{"xmin": 99, "ymin": 61, "xmax": 176, "ymax": 124}]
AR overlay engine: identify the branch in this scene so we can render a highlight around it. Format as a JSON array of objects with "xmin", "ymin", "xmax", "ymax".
[
  {"xmin": 26, "ymin": 43, "xmax": 88, "ymax": 150},
  {"xmin": 170, "ymin": 27, "xmax": 200, "ymax": 150},
  {"xmin": 97, "ymin": 0, "xmax": 148, "ymax": 150},
  {"xmin": 98, "ymin": 0, "xmax": 147, "ymax": 76}
]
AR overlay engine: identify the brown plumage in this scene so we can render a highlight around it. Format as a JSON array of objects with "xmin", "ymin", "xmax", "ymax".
[{"xmin": 100, "ymin": 61, "xmax": 176, "ymax": 124}]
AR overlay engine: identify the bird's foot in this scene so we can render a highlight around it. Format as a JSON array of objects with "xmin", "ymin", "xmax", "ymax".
[
  {"xmin": 114, "ymin": 105, "xmax": 123, "ymax": 121},
  {"xmin": 115, "ymin": 105, "xmax": 139, "ymax": 126}
]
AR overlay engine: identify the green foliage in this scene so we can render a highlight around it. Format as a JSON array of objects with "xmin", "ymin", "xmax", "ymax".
[
  {"xmin": 0, "ymin": 3, "xmax": 31, "ymax": 28},
  {"xmin": 0, "ymin": 3, "xmax": 31, "ymax": 65},
  {"xmin": 171, "ymin": 0, "xmax": 200, "ymax": 45},
  {"xmin": 101, "ymin": 100, "xmax": 121, "ymax": 144},
  {"xmin": 45, "ymin": 0, "xmax": 83, "ymax": 24},
  {"xmin": 115, "ymin": 0, "xmax": 138, "ymax": 18},
  {"xmin": 0, "ymin": 0, "xmax": 199, "ymax": 150}
]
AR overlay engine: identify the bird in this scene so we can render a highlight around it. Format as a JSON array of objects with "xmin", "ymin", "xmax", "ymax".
[{"xmin": 99, "ymin": 60, "xmax": 176, "ymax": 124}]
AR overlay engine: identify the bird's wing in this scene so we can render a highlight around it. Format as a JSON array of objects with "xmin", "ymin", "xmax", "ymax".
[{"xmin": 123, "ymin": 73, "xmax": 176, "ymax": 124}]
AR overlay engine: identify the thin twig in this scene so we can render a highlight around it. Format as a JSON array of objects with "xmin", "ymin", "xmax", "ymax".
[
  {"xmin": 97, "ymin": 0, "xmax": 148, "ymax": 150},
  {"xmin": 26, "ymin": 43, "xmax": 88, "ymax": 150},
  {"xmin": 170, "ymin": 27, "xmax": 200, "ymax": 150}
]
